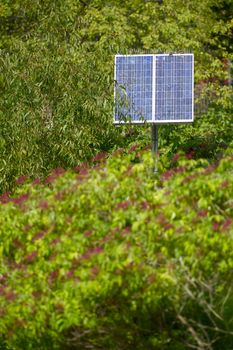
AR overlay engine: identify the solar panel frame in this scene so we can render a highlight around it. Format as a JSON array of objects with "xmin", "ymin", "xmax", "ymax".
[{"xmin": 114, "ymin": 53, "xmax": 194, "ymax": 124}]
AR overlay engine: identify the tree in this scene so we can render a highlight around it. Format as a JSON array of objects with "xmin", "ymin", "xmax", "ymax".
[{"xmin": 0, "ymin": 0, "xmax": 232, "ymax": 193}]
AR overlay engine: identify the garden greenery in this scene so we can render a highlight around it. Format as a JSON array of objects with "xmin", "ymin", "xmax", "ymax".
[
  {"xmin": 0, "ymin": 143, "xmax": 233, "ymax": 349},
  {"xmin": 0, "ymin": 0, "xmax": 233, "ymax": 348},
  {"xmin": 0, "ymin": 0, "xmax": 232, "ymax": 192}
]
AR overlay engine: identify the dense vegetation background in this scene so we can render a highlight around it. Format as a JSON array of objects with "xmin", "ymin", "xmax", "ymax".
[
  {"xmin": 0, "ymin": 0, "xmax": 232, "ymax": 349},
  {"xmin": 0, "ymin": 0, "xmax": 232, "ymax": 192}
]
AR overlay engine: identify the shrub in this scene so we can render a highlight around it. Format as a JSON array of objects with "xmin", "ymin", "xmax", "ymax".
[{"xmin": 0, "ymin": 144, "xmax": 233, "ymax": 349}]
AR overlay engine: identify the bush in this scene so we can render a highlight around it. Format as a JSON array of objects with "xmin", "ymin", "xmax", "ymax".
[{"xmin": 0, "ymin": 143, "xmax": 233, "ymax": 349}]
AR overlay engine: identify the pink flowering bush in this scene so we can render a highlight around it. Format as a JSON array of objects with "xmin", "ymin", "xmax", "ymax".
[{"xmin": 0, "ymin": 143, "xmax": 233, "ymax": 349}]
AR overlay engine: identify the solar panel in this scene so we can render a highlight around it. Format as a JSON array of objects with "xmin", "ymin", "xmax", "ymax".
[
  {"xmin": 114, "ymin": 55, "xmax": 153, "ymax": 122},
  {"xmin": 114, "ymin": 54, "xmax": 194, "ymax": 124}
]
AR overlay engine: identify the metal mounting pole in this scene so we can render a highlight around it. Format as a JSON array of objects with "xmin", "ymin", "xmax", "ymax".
[{"xmin": 151, "ymin": 124, "xmax": 159, "ymax": 173}]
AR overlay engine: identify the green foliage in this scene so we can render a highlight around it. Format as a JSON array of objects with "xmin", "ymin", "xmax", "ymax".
[
  {"xmin": 0, "ymin": 0, "xmax": 134, "ymax": 193},
  {"xmin": 0, "ymin": 144, "xmax": 233, "ymax": 349},
  {"xmin": 0, "ymin": 1, "xmax": 232, "ymax": 346},
  {"xmin": 0, "ymin": 0, "xmax": 232, "ymax": 193},
  {"xmin": 0, "ymin": 35, "xmax": 119, "ymax": 193}
]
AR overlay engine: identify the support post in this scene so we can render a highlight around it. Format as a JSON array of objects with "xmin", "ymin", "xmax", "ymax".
[{"xmin": 151, "ymin": 124, "xmax": 159, "ymax": 173}]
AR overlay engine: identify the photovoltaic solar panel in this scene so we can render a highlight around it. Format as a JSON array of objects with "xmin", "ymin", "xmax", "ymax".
[
  {"xmin": 155, "ymin": 55, "xmax": 193, "ymax": 121},
  {"xmin": 114, "ymin": 54, "xmax": 194, "ymax": 124},
  {"xmin": 114, "ymin": 55, "xmax": 153, "ymax": 122}
]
